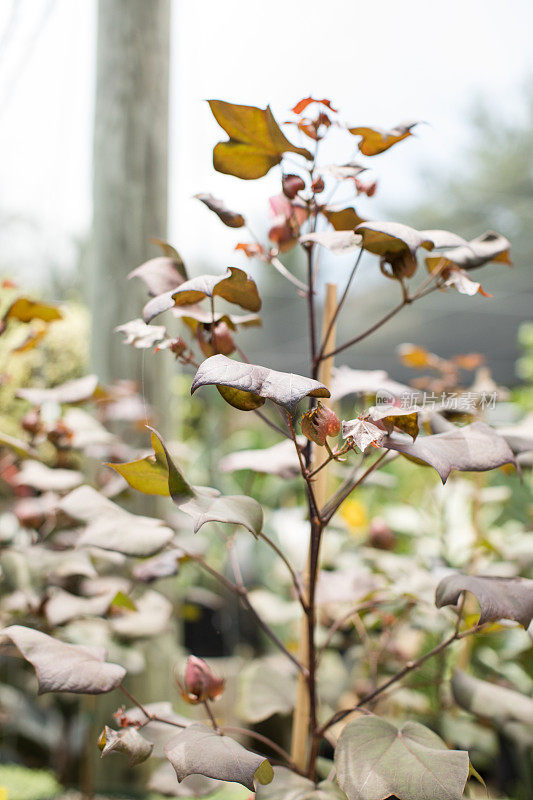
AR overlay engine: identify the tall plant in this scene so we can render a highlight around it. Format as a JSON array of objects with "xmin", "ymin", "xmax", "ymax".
[{"xmin": 2, "ymin": 97, "xmax": 530, "ymax": 800}]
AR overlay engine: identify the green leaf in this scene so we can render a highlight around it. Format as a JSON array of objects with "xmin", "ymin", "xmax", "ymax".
[
  {"xmin": 436, "ymin": 573, "xmax": 533, "ymax": 628},
  {"xmin": 209, "ymin": 100, "xmax": 312, "ymax": 180},
  {"xmin": 335, "ymin": 716, "xmax": 469, "ymax": 800},
  {"xmin": 98, "ymin": 725, "xmax": 153, "ymax": 766},
  {"xmin": 107, "ymin": 428, "xmax": 263, "ymax": 537},
  {"xmin": 164, "ymin": 723, "xmax": 274, "ymax": 791},
  {"xmin": 191, "ymin": 355, "xmax": 330, "ymax": 412}
]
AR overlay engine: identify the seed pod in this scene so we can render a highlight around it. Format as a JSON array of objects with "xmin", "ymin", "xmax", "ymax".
[{"xmin": 301, "ymin": 402, "xmax": 341, "ymax": 446}]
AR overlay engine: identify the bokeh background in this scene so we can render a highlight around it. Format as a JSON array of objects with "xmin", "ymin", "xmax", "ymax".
[{"xmin": 0, "ymin": 0, "xmax": 532, "ymax": 391}]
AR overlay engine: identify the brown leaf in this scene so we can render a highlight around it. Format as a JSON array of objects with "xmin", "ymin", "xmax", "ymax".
[
  {"xmin": 0, "ymin": 625, "xmax": 126, "ymax": 694},
  {"xmin": 195, "ymin": 193, "xmax": 245, "ymax": 228},
  {"xmin": 436, "ymin": 573, "xmax": 533, "ymax": 628},
  {"xmin": 355, "ymin": 221, "xmax": 434, "ymax": 279},
  {"xmin": 143, "ymin": 268, "xmax": 261, "ymax": 323},
  {"xmin": 99, "ymin": 726, "xmax": 153, "ymax": 766},
  {"xmin": 323, "ymin": 206, "xmax": 367, "ymax": 231},
  {"xmin": 209, "ymin": 100, "xmax": 312, "ymax": 180},
  {"xmin": 348, "ymin": 121, "xmax": 420, "ymax": 155},
  {"xmin": 128, "ymin": 256, "xmax": 187, "ymax": 296},
  {"xmin": 235, "ymin": 242, "xmax": 264, "ymax": 258},
  {"xmin": 191, "ymin": 354, "xmax": 330, "ymax": 412},
  {"xmin": 382, "ymin": 421, "xmax": 516, "ymax": 483}
]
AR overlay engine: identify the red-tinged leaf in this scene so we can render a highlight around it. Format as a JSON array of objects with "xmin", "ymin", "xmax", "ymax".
[
  {"xmin": 292, "ymin": 97, "xmax": 337, "ymax": 115},
  {"xmin": 195, "ymin": 193, "xmax": 245, "ymax": 228},
  {"xmin": 436, "ymin": 573, "xmax": 533, "ymax": 628},
  {"xmin": 282, "ymin": 174, "xmax": 306, "ymax": 199},
  {"xmin": 382, "ymin": 421, "xmax": 517, "ymax": 483},
  {"xmin": 209, "ymin": 100, "xmax": 312, "ymax": 180},
  {"xmin": 0, "ymin": 625, "xmax": 126, "ymax": 694},
  {"xmin": 300, "ymin": 402, "xmax": 340, "ymax": 446},
  {"xmin": 235, "ymin": 242, "xmax": 264, "ymax": 258},
  {"xmin": 191, "ymin": 354, "xmax": 330, "ymax": 412},
  {"xmin": 348, "ymin": 121, "xmax": 421, "ymax": 155}
]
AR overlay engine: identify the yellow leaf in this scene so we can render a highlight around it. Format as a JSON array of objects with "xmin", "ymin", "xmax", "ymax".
[{"xmin": 4, "ymin": 297, "xmax": 62, "ymax": 324}]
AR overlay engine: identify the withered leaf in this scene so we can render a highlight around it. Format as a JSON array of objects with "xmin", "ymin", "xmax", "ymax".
[
  {"xmin": 323, "ymin": 206, "xmax": 367, "ymax": 231},
  {"xmin": 195, "ymin": 193, "xmax": 245, "ymax": 228},
  {"xmin": 382, "ymin": 421, "xmax": 516, "ymax": 483},
  {"xmin": 128, "ymin": 256, "xmax": 187, "ymax": 296},
  {"xmin": 0, "ymin": 625, "xmax": 125, "ymax": 694},
  {"xmin": 115, "ymin": 318, "xmax": 167, "ymax": 349},
  {"xmin": 292, "ymin": 97, "xmax": 337, "ymax": 115},
  {"xmin": 426, "ymin": 231, "xmax": 511, "ymax": 273},
  {"xmin": 191, "ymin": 354, "xmax": 330, "ymax": 412},
  {"xmin": 348, "ymin": 121, "xmax": 420, "ymax": 155},
  {"xmin": 436, "ymin": 573, "xmax": 533, "ymax": 628},
  {"xmin": 143, "ymin": 268, "xmax": 261, "ymax": 323},
  {"xmin": 99, "ymin": 726, "xmax": 153, "ymax": 766},
  {"xmin": 164, "ymin": 723, "xmax": 273, "ymax": 790},
  {"xmin": 209, "ymin": 100, "xmax": 312, "ymax": 180},
  {"xmin": 368, "ymin": 404, "xmax": 419, "ymax": 440},
  {"xmin": 300, "ymin": 231, "xmax": 361, "ymax": 254}
]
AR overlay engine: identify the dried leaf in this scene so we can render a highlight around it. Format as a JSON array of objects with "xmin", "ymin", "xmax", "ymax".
[
  {"xmin": 292, "ymin": 97, "xmax": 337, "ymax": 115},
  {"xmin": 348, "ymin": 121, "xmax": 420, "ymax": 155},
  {"xmin": 191, "ymin": 354, "xmax": 330, "ymax": 412},
  {"xmin": 436, "ymin": 573, "xmax": 533, "ymax": 628},
  {"xmin": 382, "ymin": 421, "xmax": 516, "ymax": 483},
  {"xmin": 128, "ymin": 256, "xmax": 187, "ymax": 296},
  {"xmin": 115, "ymin": 318, "xmax": 167, "ymax": 349},
  {"xmin": 165, "ymin": 723, "xmax": 273, "ymax": 790},
  {"xmin": 99, "ymin": 726, "xmax": 153, "ymax": 766},
  {"xmin": 368, "ymin": 405, "xmax": 419, "ymax": 440},
  {"xmin": 336, "ymin": 716, "xmax": 469, "ymax": 800},
  {"xmin": 300, "ymin": 231, "xmax": 361, "ymax": 254},
  {"xmin": 195, "ymin": 194, "xmax": 245, "ymax": 228},
  {"xmin": 0, "ymin": 625, "xmax": 125, "ymax": 694},
  {"xmin": 209, "ymin": 100, "xmax": 311, "ymax": 180}
]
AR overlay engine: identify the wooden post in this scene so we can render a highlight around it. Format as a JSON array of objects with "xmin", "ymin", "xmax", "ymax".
[{"xmin": 291, "ymin": 283, "xmax": 338, "ymax": 768}]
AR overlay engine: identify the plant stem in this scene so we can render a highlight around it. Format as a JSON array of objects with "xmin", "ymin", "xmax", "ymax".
[
  {"xmin": 203, "ymin": 699, "xmax": 219, "ymax": 732},
  {"xmin": 321, "ymin": 450, "xmax": 391, "ymax": 524},
  {"xmin": 258, "ymin": 531, "xmax": 308, "ymax": 611},
  {"xmin": 186, "ymin": 551, "xmax": 306, "ymax": 675},
  {"xmin": 315, "ymin": 248, "xmax": 363, "ymax": 366},
  {"xmin": 305, "ymin": 244, "xmax": 318, "ymax": 372},
  {"xmin": 322, "ymin": 298, "xmax": 408, "ymax": 361},
  {"xmin": 318, "ymin": 620, "xmax": 484, "ymax": 733},
  {"xmin": 119, "ymin": 686, "xmax": 186, "ymax": 728}
]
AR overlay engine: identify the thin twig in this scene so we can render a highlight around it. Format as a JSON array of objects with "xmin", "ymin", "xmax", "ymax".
[
  {"xmin": 315, "ymin": 248, "xmax": 363, "ymax": 366},
  {"xmin": 322, "ymin": 298, "xmax": 408, "ymax": 361},
  {"xmin": 119, "ymin": 686, "xmax": 186, "ymax": 728},
  {"xmin": 285, "ymin": 410, "xmax": 321, "ymax": 521},
  {"xmin": 322, "ymin": 450, "xmax": 391, "ymax": 524},
  {"xmin": 203, "ymin": 699, "xmax": 220, "ymax": 732},
  {"xmin": 258, "ymin": 531, "xmax": 308, "ymax": 611}
]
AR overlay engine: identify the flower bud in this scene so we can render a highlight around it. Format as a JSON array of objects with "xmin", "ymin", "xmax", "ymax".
[
  {"xmin": 368, "ymin": 517, "xmax": 396, "ymax": 551},
  {"xmin": 168, "ymin": 337, "xmax": 187, "ymax": 358},
  {"xmin": 300, "ymin": 402, "xmax": 341, "ymax": 446},
  {"xmin": 282, "ymin": 174, "xmax": 305, "ymax": 199},
  {"xmin": 180, "ymin": 655, "xmax": 225, "ymax": 704},
  {"xmin": 311, "ymin": 177, "xmax": 325, "ymax": 194}
]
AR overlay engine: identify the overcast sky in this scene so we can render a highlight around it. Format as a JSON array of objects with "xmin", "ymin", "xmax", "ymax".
[{"xmin": 0, "ymin": 0, "xmax": 532, "ymax": 284}]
